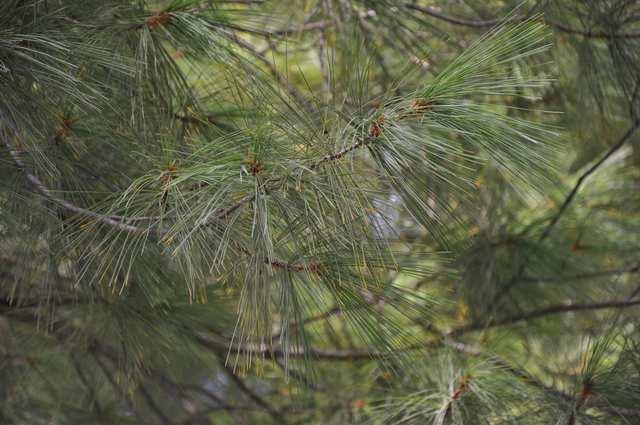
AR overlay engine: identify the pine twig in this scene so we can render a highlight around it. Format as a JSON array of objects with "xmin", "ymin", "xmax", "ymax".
[
  {"xmin": 217, "ymin": 357, "xmax": 287, "ymax": 424},
  {"xmin": 219, "ymin": 29, "xmax": 313, "ymax": 112},
  {"xmin": 540, "ymin": 124, "xmax": 639, "ymax": 240},
  {"xmin": 492, "ymin": 123, "xmax": 639, "ymax": 305},
  {"xmin": 405, "ymin": 4, "xmax": 501, "ymax": 28},
  {"xmin": 311, "ymin": 137, "xmax": 372, "ymax": 168},
  {"xmin": 567, "ymin": 382, "xmax": 593, "ymax": 425},
  {"xmin": 1, "ymin": 128, "xmax": 141, "ymax": 234},
  {"xmin": 522, "ymin": 264, "xmax": 640, "ymax": 284},
  {"xmin": 405, "ymin": 4, "xmax": 640, "ymax": 39},
  {"xmin": 196, "ymin": 334, "xmax": 381, "ymax": 360},
  {"xmin": 449, "ymin": 298, "xmax": 640, "ymax": 337},
  {"xmin": 137, "ymin": 383, "xmax": 173, "ymax": 425}
]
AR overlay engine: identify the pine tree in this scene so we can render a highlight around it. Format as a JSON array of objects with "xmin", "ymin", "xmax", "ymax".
[{"xmin": 1, "ymin": 1, "xmax": 639, "ymax": 424}]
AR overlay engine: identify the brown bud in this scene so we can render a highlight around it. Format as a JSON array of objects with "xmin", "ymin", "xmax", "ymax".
[
  {"xmin": 246, "ymin": 157, "xmax": 265, "ymax": 176},
  {"xmin": 368, "ymin": 114, "xmax": 385, "ymax": 138},
  {"xmin": 54, "ymin": 117, "xmax": 77, "ymax": 141},
  {"xmin": 147, "ymin": 12, "xmax": 171, "ymax": 30},
  {"xmin": 160, "ymin": 163, "xmax": 178, "ymax": 189},
  {"xmin": 410, "ymin": 98, "xmax": 432, "ymax": 112}
]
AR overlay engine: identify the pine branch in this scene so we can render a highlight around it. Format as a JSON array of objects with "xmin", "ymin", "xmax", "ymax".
[
  {"xmin": 446, "ymin": 339, "xmax": 577, "ymax": 406},
  {"xmin": 161, "ymin": 296, "xmax": 640, "ymax": 365},
  {"xmin": 196, "ymin": 292, "xmax": 640, "ymax": 360},
  {"xmin": 1, "ymin": 128, "xmax": 141, "ymax": 234},
  {"xmin": 219, "ymin": 29, "xmax": 312, "ymax": 111},
  {"xmin": 70, "ymin": 354, "xmax": 102, "ymax": 412},
  {"xmin": 406, "ymin": 4, "xmax": 640, "ymax": 38},
  {"xmin": 92, "ymin": 353, "xmax": 138, "ymax": 419},
  {"xmin": 522, "ymin": 264, "xmax": 640, "ymax": 284},
  {"xmin": 4, "ymin": 5, "xmax": 638, "ymax": 423},
  {"xmin": 2, "ymin": 127, "xmax": 316, "ymax": 276},
  {"xmin": 217, "ymin": 357, "xmax": 287, "ymax": 424},
  {"xmin": 0, "ymin": 131, "xmax": 321, "ymax": 276},
  {"xmin": 492, "ymin": 123, "xmax": 639, "ymax": 305},
  {"xmin": 196, "ymin": 334, "xmax": 382, "ymax": 360},
  {"xmin": 178, "ymin": 383, "xmax": 236, "ymax": 412},
  {"xmin": 450, "ymin": 298, "xmax": 640, "ymax": 337},
  {"xmin": 272, "ymin": 306, "xmax": 341, "ymax": 339},
  {"xmin": 192, "ymin": 129, "xmax": 375, "ymax": 225},
  {"xmin": 215, "ymin": 192, "xmax": 258, "ymax": 220},
  {"xmin": 137, "ymin": 383, "xmax": 173, "ymax": 425},
  {"xmin": 268, "ymin": 9, "xmax": 377, "ymax": 37},
  {"xmin": 311, "ymin": 137, "xmax": 372, "ymax": 168},
  {"xmin": 269, "ymin": 20, "xmax": 332, "ymax": 36},
  {"xmin": 158, "ymin": 375, "xmax": 248, "ymax": 425},
  {"xmin": 404, "ymin": 4, "xmax": 501, "ymax": 28},
  {"xmin": 540, "ymin": 123, "xmax": 639, "ymax": 240},
  {"xmin": 273, "ymin": 357, "xmax": 321, "ymax": 390},
  {"xmin": 547, "ymin": 19, "xmax": 640, "ymax": 39},
  {"xmin": 567, "ymin": 382, "xmax": 593, "ymax": 425}
]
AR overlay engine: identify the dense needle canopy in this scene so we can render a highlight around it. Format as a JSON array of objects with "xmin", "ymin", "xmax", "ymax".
[{"xmin": 1, "ymin": 1, "xmax": 639, "ymax": 424}]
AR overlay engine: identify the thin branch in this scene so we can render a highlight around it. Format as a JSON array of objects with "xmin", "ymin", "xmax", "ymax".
[
  {"xmin": 215, "ymin": 192, "xmax": 257, "ymax": 220},
  {"xmin": 1, "ymin": 129, "xmax": 141, "ymax": 234},
  {"xmin": 70, "ymin": 354, "xmax": 102, "ymax": 412},
  {"xmin": 273, "ymin": 357, "xmax": 321, "ymax": 390},
  {"xmin": 179, "ymin": 383, "xmax": 235, "ymax": 411},
  {"xmin": 137, "ymin": 383, "xmax": 173, "ymax": 425},
  {"xmin": 269, "ymin": 20, "xmax": 332, "ymax": 36},
  {"xmin": 197, "ymin": 334, "xmax": 381, "ymax": 360},
  {"xmin": 2, "ymin": 126, "xmax": 315, "ymax": 275},
  {"xmin": 160, "ymin": 376, "xmax": 251, "ymax": 425},
  {"xmin": 200, "ymin": 297, "xmax": 640, "ymax": 361},
  {"xmin": 492, "ymin": 124, "xmax": 639, "ymax": 305},
  {"xmin": 311, "ymin": 136, "xmax": 371, "ymax": 168},
  {"xmin": 404, "ymin": 4, "xmax": 500, "ymax": 28},
  {"xmin": 92, "ymin": 353, "xmax": 138, "ymax": 418},
  {"xmin": 546, "ymin": 19, "xmax": 640, "ymax": 39},
  {"xmin": 567, "ymin": 382, "xmax": 592, "ymax": 425},
  {"xmin": 522, "ymin": 264, "xmax": 640, "ymax": 284},
  {"xmin": 216, "ymin": 357, "xmax": 287, "ymax": 424},
  {"xmin": 540, "ymin": 124, "xmax": 639, "ymax": 240},
  {"xmin": 316, "ymin": 24, "xmax": 330, "ymax": 96},
  {"xmin": 443, "ymin": 341, "xmax": 640, "ymax": 423},
  {"xmin": 272, "ymin": 306, "xmax": 341, "ymax": 339},
  {"xmin": 215, "ymin": 0, "xmax": 266, "ymax": 4},
  {"xmin": 450, "ymin": 298, "xmax": 640, "ymax": 337},
  {"xmin": 310, "ymin": 103, "xmax": 424, "ymax": 170},
  {"xmin": 405, "ymin": 4, "xmax": 640, "ymax": 38},
  {"xmin": 447, "ymin": 339, "xmax": 575, "ymax": 403},
  {"xmin": 219, "ymin": 29, "xmax": 312, "ymax": 111}
]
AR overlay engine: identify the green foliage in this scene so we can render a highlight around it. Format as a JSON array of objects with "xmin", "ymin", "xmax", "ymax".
[{"xmin": 1, "ymin": 1, "xmax": 639, "ymax": 424}]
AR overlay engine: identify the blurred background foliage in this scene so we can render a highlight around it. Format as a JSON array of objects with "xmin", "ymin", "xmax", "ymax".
[{"xmin": 1, "ymin": 0, "xmax": 639, "ymax": 424}]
